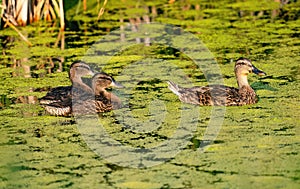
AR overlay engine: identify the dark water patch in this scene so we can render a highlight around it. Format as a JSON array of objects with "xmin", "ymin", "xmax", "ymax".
[
  {"xmin": 156, "ymin": 46, "xmax": 181, "ymax": 57},
  {"xmin": 290, "ymin": 66, "xmax": 300, "ymax": 80},
  {"xmin": 212, "ymin": 140, "xmax": 225, "ymax": 144},
  {"xmin": 202, "ymin": 169, "xmax": 225, "ymax": 176},
  {"xmin": 241, "ymin": 145, "xmax": 255, "ymax": 149},
  {"xmin": 237, "ymin": 118, "xmax": 254, "ymax": 123},
  {"xmin": 291, "ymin": 32, "xmax": 300, "ymax": 38},
  {"xmin": 278, "ymin": 7, "xmax": 300, "ymax": 21},
  {"xmin": 7, "ymin": 137, "xmax": 27, "ymax": 145},
  {"xmin": 264, "ymin": 75, "xmax": 296, "ymax": 82},
  {"xmin": 135, "ymin": 86, "xmax": 150, "ymax": 91},
  {"xmin": 189, "ymin": 137, "xmax": 225, "ymax": 149},
  {"xmin": 262, "ymin": 48, "xmax": 275, "ymax": 55},
  {"xmin": 10, "ymin": 165, "xmax": 37, "ymax": 172},
  {"xmin": 105, "ymin": 163, "xmax": 124, "ymax": 172},
  {"xmin": 0, "ymin": 95, "xmax": 15, "ymax": 108},
  {"xmin": 223, "ymin": 74, "xmax": 232, "ymax": 79},
  {"xmin": 137, "ymin": 78, "xmax": 162, "ymax": 85},
  {"xmin": 251, "ymin": 81, "xmax": 278, "ymax": 91},
  {"xmin": 291, "ymin": 176, "xmax": 300, "ymax": 181},
  {"xmin": 286, "ymin": 151, "xmax": 298, "ymax": 156},
  {"xmin": 257, "ymin": 96, "xmax": 277, "ymax": 100},
  {"xmin": 29, "ymin": 145, "xmax": 44, "ymax": 152},
  {"xmin": 17, "ymin": 128, "xmax": 27, "ymax": 134},
  {"xmin": 275, "ymin": 133, "xmax": 295, "ymax": 136},
  {"xmin": 69, "ymin": 164, "xmax": 86, "ymax": 171},
  {"xmin": 194, "ymin": 74, "xmax": 207, "ymax": 80},
  {"xmin": 0, "ymin": 175, "xmax": 8, "ymax": 182},
  {"xmin": 50, "ymin": 119, "xmax": 76, "ymax": 126},
  {"xmin": 66, "ymin": 133, "xmax": 82, "ymax": 143},
  {"xmin": 171, "ymin": 162, "xmax": 206, "ymax": 170},
  {"xmin": 46, "ymin": 179, "xmax": 74, "ymax": 188},
  {"xmin": 119, "ymin": 128, "xmax": 169, "ymax": 141},
  {"xmin": 42, "ymin": 167, "xmax": 83, "ymax": 177},
  {"xmin": 33, "ymin": 128, "xmax": 44, "ymax": 138},
  {"xmin": 273, "ymin": 125, "xmax": 294, "ymax": 132},
  {"xmin": 278, "ymin": 143, "xmax": 296, "ymax": 148}
]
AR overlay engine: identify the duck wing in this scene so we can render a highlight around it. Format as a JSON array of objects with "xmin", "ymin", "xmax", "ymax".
[
  {"xmin": 39, "ymin": 86, "xmax": 72, "ymax": 105},
  {"xmin": 40, "ymin": 86, "xmax": 93, "ymax": 116},
  {"xmin": 167, "ymin": 81, "xmax": 243, "ymax": 106},
  {"xmin": 42, "ymin": 98, "xmax": 72, "ymax": 116},
  {"xmin": 72, "ymin": 94, "xmax": 113, "ymax": 115},
  {"xmin": 168, "ymin": 81, "xmax": 210, "ymax": 105}
]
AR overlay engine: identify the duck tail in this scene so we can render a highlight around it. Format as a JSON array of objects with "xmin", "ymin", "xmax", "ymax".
[{"xmin": 167, "ymin": 81, "xmax": 182, "ymax": 96}]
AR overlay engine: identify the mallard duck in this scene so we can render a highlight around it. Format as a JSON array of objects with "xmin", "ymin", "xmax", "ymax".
[
  {"xmin": 167, "ymin": 58, "xmax": 266, "ymax": 106},
  {"xmin": 72, "ymin": 72, "xmax": 124, "ymax": 115},
  {"xmin": 40, "ymin": 61, "xmax": 95, "ymax": 116}
]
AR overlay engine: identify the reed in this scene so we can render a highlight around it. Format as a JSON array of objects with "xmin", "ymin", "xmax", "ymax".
[
  {"xmin": 1, "ymin": 0, "xmax": 64, "ymax": 26},
  {"xmin": 1, "ymin": 0, "xmax": 65, "ymax": 45}
]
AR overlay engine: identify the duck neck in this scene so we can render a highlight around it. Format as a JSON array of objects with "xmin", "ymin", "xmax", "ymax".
[
  {"xmin": 72, "ymin": 75, "xmax": 93, "ymax": 93},
  {"xmin": 236, "ymin": 74, "xmax": 250, "ymax": 89},
  {"xmin": 235, "ymin": 72, "xmax": 257, "ymax": 104},
  {"xmin": 96, "ymin": 89, "xmax": 109, "ymax": 97},
  {"xmin": 94, "ymin": 88, "xmax": 121, "ymax": 107},
  {"xmin": 71, "ymin": 75, "xmax": 82, "ymax": 84}
]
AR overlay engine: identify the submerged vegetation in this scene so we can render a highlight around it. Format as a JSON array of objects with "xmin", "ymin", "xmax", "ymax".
[{"xmin": 0, "ymin": 0, "xmax": 299, "ymax": 188}]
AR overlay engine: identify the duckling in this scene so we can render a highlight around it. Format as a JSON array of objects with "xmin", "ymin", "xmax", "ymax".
[
  {"xmin": 167, "ymin": 58, "xmax": 266, "ymax": 106},
  {"xmin": 72, "ymin": 72, "xmax": 124, "ymax": 115},
  {"xmin": 40, "ymin": 61, "xmax": 94, "ymax": 116}
]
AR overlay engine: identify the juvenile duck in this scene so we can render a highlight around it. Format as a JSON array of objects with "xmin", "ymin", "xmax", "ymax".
[
  {"xmin": 40, "ymin": 61, "xmax": 94, "ymax": 116},
  {"xmin": 167, "ymin": 58, "xmax": 266, "ymax": 106},
  {"xmin": 72, "ymin": 72, "xmax": 124, "ymax": 115}
]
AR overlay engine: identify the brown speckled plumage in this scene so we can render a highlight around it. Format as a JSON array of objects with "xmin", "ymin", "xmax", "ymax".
[
  {"xmin": 72, "ymin": 72, "xmax": 123, "ymax": 115},
  {"xmin": 167, "ymin": 58, "xmax": 266, "ymax": 106},
  {"xmin": 40, "ymin": 61, "xmax": 94, "ymax": 116}
]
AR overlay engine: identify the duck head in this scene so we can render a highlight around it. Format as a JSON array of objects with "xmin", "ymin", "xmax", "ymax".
[
  {"xmin": 69, "ymin": 61, "xmax": 95, "ymax": 80},
  {"xmin": 234, "ymin": 58, "xmax": 266, "ymax": 87},
  {"xmin": 92, "ymin": 72, "xmax": 124, "ymax": 93}
]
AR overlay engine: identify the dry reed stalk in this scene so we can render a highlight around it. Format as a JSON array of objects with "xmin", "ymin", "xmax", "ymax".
[
  {"xmin": 58, "ymin": 0, "xmax": 64, "ymax": 30},
  {"xmin": 97, "ymin": 0, "xmax": 108, "ymax": 20},
  {"xmin": 5, "ymin": 21, "xmax": 32, "ymax": 46}
]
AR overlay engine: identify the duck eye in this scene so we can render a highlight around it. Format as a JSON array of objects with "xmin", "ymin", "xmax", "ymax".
[
  {"xmin": 82, "ymin": 66, "xmax": 90, "ymax": 70},
  {"xmin": 96, "ymin": 76, "xmax": 111, "ymax": 81},
  {"xmin": 236, "ymin": 61, "xmax": 247, "ymax": 66}
]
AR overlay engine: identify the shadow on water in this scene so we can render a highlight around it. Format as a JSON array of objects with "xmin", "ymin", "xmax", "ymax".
[{"xmin": 251, "ymin": 81, "xmax": 279, "ymax": 91}]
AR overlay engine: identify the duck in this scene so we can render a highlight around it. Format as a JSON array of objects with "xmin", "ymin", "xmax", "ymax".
[
  {"xmin": 72, "ymin": 72, "xmax": 124, "ymax": 115},
  {"xmin": 167, "ymin": 58, "xmax": 266, "ymax": 106},
  {"xmin": 40, "ymin": 61, "xmax": 95, "ymax": 116}
]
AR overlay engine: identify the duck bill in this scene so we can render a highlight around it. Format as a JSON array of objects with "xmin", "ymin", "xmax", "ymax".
[
  {"xmin": 110, "ymin": 81, "xmax": 124, "ymax": 88},
  {"xmin": 252, "ymin": 65, "xmax": 266, "ymax": 76}
]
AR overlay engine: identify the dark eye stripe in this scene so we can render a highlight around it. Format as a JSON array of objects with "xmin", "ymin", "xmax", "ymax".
[
  {"xmin": 78, "ymin": 65, "xmax": 90, "ymax": 70},
  {"xmin": 236, "ymin": 61, "xmax": 251, "ymax": 67},
  {"xmin": 96, "ymin": 76, "xmax": 112, "ymax": 81},
  {"xmin": 77, "ymin": 65, "xmax": 91, "ymax": 70}
]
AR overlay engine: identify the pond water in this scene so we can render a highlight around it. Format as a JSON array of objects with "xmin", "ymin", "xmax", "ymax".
[{"xmin": 0, "ymin": 0, "xmax": 299, "ymax": 188}]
